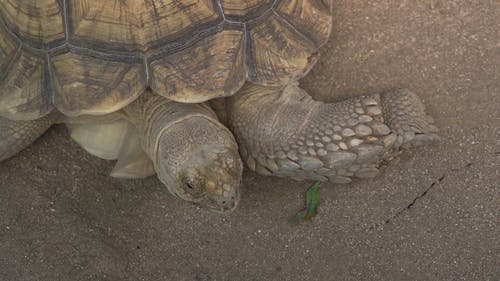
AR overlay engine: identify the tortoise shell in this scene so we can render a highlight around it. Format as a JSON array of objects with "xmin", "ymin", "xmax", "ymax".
[{"xmin": 0, "ymin": 0, "xmax": 332, "ymax": 120}]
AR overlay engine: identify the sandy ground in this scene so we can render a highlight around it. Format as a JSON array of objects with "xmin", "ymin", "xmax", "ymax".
[{"xmin": 1, "ymin": 1, "xmax": 499, "ymax": 280}]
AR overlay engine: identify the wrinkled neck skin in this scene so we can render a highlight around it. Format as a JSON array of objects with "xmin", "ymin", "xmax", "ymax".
[{"xmin": 124, "ymin": 92, "xmax": 242, "ymax": 212}]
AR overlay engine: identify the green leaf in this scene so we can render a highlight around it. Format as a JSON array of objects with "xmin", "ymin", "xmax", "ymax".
[{"xmin": 292, "ymin": 181, "xmax": 321, "ymax": 223}]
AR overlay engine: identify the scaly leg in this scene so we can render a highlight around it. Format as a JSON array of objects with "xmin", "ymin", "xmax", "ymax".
[
  {"xmin": 227, "ymin": 83, "xmax": 439, "ymax": 183},
  {"xmin": 0, "ymin": 112, "xmax": 59, "ymax": 162}
]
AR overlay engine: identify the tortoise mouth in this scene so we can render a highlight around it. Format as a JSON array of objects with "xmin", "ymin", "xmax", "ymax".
[
  {"xmin": 198, "ymin": 188, "xmax": 241, "ymax": 213},
  {"xmin": 176, "ymin": 144, "xmax": 243, "ymax": 212},
  {"xmin": 176, "ymin": 170, "xmax": 242, "ymax": 212},
  {"xmin": 171, "ymin": 178, "xmax": 241, "ymax": 213}
]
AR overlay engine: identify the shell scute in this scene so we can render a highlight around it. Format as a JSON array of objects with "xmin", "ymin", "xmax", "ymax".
[
  {"xmin": 0, "ymin": 0, "xmax": 332, "ymax": 120},
  {"xmin": 51, "ymin": 51, "xmax": 147, "ymax": 116},
  {"xmin": 246, "ymin": 13, "xmax": 319, "ymax": 85},
  {"xmin": 221, "ymin": 0, "xmax": 274, "ymax": 19},
  {"xmin": 0, "ymin": 46, "xmax": 53, "ymax": 120},
  {"xmin": 276, "ymin": 0, "xmax": 333, "ymax": 46},
  {"xmin": 68, "ymin": 0, "xmax": 222, "ymax": 52},
  {"xmin": 0, "ymin": 0, "xmax": 65, "ymax": 48},
  {"xmin": 150, "ymin": 27, "xmax": 246, "ymax": 103}
]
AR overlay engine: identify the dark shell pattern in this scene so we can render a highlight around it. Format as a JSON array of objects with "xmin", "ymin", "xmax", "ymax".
[{"xmin": 0, "ymin": 0, "xmax": 332, "ymax": 120}]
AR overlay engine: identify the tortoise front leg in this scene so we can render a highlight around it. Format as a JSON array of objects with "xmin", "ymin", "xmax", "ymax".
[
  {"xmin": 226, "ymin": 83, "xmax": 439, "ymax": 183},
  {"xmin": 0, "ymin": 113, "xmax": 59, "ymax": 162}
]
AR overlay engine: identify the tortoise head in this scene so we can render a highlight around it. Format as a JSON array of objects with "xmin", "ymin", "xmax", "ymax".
[
  {"xmin": 153, "ymin": 119, "xmax": 243, "ymax": 213},
  {"xmin": 177, "ymin": 144, "xmax": 242, "ymax": 212}
]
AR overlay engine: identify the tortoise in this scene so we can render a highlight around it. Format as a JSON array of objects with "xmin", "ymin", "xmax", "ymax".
[{"xmin": 0, "ymin": 0, "xmax": 439, "ymax": 212}]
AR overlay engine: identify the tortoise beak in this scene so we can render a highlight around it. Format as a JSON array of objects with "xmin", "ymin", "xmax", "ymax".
[{"xmin": 198, "ymin": 185, "xmax": 241, "ymax": 213}]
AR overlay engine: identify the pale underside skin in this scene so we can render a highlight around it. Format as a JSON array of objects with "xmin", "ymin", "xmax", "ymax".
[{"xmin": 66, "ymin": 114, "xmax": 156, "ymax": 179}]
